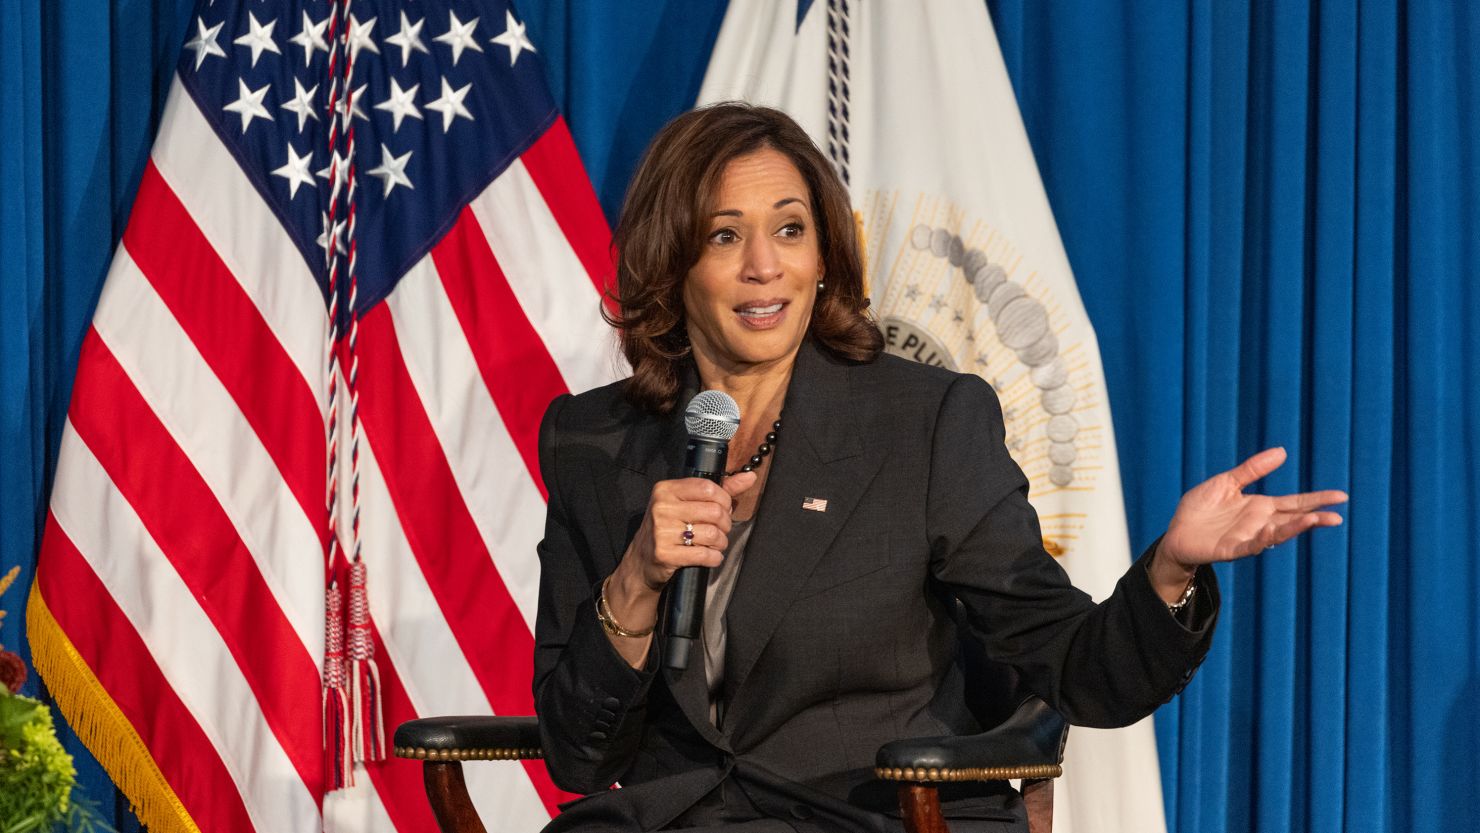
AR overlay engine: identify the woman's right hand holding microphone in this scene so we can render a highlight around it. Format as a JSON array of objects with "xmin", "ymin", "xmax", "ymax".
[{"xmin": 602, "ymin": 472, "xmax": 758, "ymax": 668}]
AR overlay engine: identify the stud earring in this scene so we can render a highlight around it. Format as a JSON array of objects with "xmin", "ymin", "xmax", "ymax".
[{"xmin": 817, "ymin": 281, "xmax": 825, "ymax": 291}]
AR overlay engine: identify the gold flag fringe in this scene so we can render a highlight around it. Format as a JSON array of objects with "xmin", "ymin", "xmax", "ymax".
[{"xmin": 26, "ymin": 582, "xmax": 202, "ymax": 833}]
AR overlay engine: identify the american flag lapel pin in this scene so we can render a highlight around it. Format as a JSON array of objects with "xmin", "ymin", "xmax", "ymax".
[{"xmin": 802, "ymin": 496, "xmax": 828, "ymax": 512}]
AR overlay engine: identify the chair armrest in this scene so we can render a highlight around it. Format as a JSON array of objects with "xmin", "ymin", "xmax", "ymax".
[
  {"xmin": 393, "ymin": 716, "xmax": 544, "ymax": 762},
  {"xmin": 875, "ymin": 697, "xmax": 1067, "ymax": 782}
]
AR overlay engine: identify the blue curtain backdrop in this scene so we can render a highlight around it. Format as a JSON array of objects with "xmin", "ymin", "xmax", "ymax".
[
  {"xmin": 2, "ymin": 2, "xmax": 1475, "ymax": 832},
  {"xmin": 1, "ymin": 0, "xmax": 195, "ymax": 826}
]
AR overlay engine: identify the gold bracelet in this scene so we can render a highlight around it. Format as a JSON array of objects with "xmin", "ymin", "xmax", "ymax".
[{"xmin": 596, "ymin": 577, "xmax": 654, "ymax": 638}]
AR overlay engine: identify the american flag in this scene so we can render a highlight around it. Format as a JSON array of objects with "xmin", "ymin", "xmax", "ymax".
[{"xmin": 27, "ymin": 0, "xmax": 617, "ymax": 830}]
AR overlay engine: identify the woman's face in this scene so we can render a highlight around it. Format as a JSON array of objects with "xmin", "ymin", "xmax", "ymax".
[{"xmin": 683, "ymin": 147, "xmax": 822, "ymax": 375}]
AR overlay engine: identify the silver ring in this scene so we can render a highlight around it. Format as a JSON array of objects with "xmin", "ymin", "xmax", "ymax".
[{"xmin": 681, "ymin": 522, "xmax": 695, "ymax": 546}]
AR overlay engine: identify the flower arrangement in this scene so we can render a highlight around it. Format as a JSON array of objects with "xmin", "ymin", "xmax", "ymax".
[{"xmin": 0, "ymin": 566, "xmax": 113, "ymax": 833}]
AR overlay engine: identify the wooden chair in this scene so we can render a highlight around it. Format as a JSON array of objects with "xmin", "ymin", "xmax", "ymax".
[{"xmin": 393, "ymin": 695, "xmax": 1066, "ymax": 833}]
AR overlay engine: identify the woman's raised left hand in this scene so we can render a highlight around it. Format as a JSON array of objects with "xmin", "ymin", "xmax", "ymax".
[{"xmin": 1149, "ymin": 447, "xmax": 1348, "ymax": 600}]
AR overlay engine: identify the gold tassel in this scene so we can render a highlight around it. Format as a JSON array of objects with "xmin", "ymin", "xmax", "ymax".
[{"xmin": 26, "ymin": 582, "xmax": 202, "ymax": 833}]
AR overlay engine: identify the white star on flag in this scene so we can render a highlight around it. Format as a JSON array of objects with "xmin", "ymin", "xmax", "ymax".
[
  {"xmin": 347, "ymin": 14, "xmax": 380, "ymax": 60},
  {"xmin": 425, "ymin": 77, "xmax": 474, "ymax": 133},
  {"xmin": 385, "ymin": 11, "xmax": 430, "ymax": 67},
  {"xmin": 316, "ymin": 211, "xmax": 346, "ymax": 256},
  {"xmin": 222, "ymin": 78, "xmax": 273, "ymax": 132},
  {"xmin": 375, "ymin": 80, "xmax": 423, "ymax": 132},
  {"xmin": 288, "ymin": 11, "xmax": 328, "ymax": 66},
  {"xmin": 233, "ymin": 12, "xmax": 281, "ymax": 68},
  {"xmin": 434, "ymin": 11, "xmax": 483, "ymax": 66},
  {"xmin": 490, "ymin": 10, "xmax": 536, "ymax": 67},
  {"xmin": 316, "ymin": 149, "xmax": 348, "ymax": 193},
  {"xmin": 272, "ymin": 144, "xmax": 315, "ymax": 198},
  {"xmin": 367, "ymin": 144, "xmax": 414, "ymax": 197},
  {"xmin": 184, "ymin": 18, "xmax": 226, "ymax": 70},
  {"xmin": 280, "ymin": 78, "xmax": 319, "ymax": 133},
  {"xmin": 340, "ymin": 83, "xmax": 370, "ymax": 122}
]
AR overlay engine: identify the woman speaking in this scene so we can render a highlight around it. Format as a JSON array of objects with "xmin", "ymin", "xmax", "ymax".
[{"xmin": 530, "ymin": 103, "xmax": 1346, "ymax": 832}]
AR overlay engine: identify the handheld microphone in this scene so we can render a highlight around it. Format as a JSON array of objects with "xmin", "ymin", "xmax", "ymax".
[{"xmin": 664, "ymin": 390, "xmax": 740, "ymax": 670}]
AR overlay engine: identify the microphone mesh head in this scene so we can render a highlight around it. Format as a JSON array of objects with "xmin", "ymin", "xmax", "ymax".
[{"xmin": 684, "ymin": 390, "xmax": 741, "ymax": 441}]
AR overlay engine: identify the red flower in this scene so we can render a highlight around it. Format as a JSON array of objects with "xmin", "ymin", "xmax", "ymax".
[{"xmin": 0, "ymin": 650, "xmax": 26, "ymax": 693}]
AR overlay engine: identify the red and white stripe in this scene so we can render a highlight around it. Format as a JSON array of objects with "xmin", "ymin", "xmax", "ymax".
[{"xmin": 37, "ymin": 69, "xmax": 618, "ymax": 831}]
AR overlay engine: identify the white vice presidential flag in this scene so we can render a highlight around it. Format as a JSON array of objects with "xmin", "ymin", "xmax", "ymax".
[{"xmin": 699, "ymin": 2, "xmax": 1167, "ymax": 832}]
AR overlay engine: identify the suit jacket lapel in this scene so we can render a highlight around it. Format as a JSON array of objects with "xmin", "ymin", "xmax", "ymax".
[{"xmin": 721, "ymin": 341, "xmax": 884, "ymax": 712}]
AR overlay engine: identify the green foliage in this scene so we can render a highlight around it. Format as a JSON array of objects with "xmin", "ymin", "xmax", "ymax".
[
  {"xmin": 0, "ymin": 693, "xmax": 73, "ymax": 833},
  {"xmin": 0, "ymin": 694, "xmax": 113, "ymax": 833}
]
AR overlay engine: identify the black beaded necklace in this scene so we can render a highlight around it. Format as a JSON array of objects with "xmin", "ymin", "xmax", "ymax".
[{"xmin": 726, "ymin": 418, "xmax": 782, "ymax": 476}]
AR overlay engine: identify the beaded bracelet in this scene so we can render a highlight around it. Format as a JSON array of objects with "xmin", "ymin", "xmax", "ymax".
[{"xmin": 1166, "ymin": 572, "xmax": 1198, "ymax": 614}]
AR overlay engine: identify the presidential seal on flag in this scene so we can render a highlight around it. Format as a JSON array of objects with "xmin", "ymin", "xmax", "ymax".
[{"xmin": 867, "ymin": 203, "xmax": 1106, "ymax": 498}]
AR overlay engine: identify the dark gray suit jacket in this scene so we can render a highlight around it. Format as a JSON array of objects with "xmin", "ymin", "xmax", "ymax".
[{"xmin": 532, "ymin": 339, "xmax": 1216, "ymax": 832}]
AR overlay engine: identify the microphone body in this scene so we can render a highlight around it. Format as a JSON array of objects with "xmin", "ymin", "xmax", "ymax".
[{"xmin": 664, "ymin": 391, "xmax": 740, "ymax": 670}]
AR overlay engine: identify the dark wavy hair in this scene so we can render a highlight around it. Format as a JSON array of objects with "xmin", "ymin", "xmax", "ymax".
[{"xmin": 605, "ymin": 102, "xmax": 883, "ymax": 414}]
